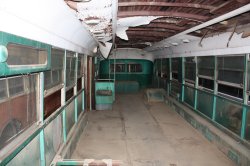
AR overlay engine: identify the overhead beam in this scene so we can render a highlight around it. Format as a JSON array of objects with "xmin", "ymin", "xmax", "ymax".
[
  {"xmin": 128, "ymin": 27, "xmax": 176, "ymax": 33},
  {"xmin": 118, "ymin": 11, "xmax": 209, "ymax": 21},
  {"xmin": 118, "ymin": 2, "xmax": 214, "ymax": 10},
  {"xmin": 127, "ymin": 31, "xmax": 170, "ymax": 38},
  {"xmin": 139, "ymin": 23, "xmax": 186, "ymax": 31}
]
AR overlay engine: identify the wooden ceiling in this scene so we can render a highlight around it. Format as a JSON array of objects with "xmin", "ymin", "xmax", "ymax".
[{"xmin": 116, "ymin": 0, "xmax": 250, "ymax": 49}]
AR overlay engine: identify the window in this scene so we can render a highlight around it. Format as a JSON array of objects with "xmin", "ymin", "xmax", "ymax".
[
  {"xmin": 161, "ymin": 58, "xmax": 169, "ymax": 79},
  {"xmin": 218, "ymin": 84, "xmax": 243, "ymax": 99},
  {"xmin": 110, "ymin": 64, "xmax": 125, "ymax": 73},
  {"xmin": 185, "ymin": 57, "xmax": 196, "ymax": 83},
  {"xmin": 66, "ymin": 52, "xmax": 77, "ymax": 88},
  {"xmin": 0, "ymin": 74, "xmax": 38, "ymax": 150},
  {"xmin": 199, "ymin": 78, "xmax": 214, "ymax": 90},
  {"xmin": 172, "ymin": 58, "xmax": 179, "ymax": 80},
  {"xmin": 8, "ymin": 76, "xmax": 25, "ymax": 97},
  {"xmin": 217, "ymin": 55, "xmax": 244, "ymax": 98},
  {"xmin": 77, "ymin": 55, "xmax": 84, "ymax": 78},
  {"xmin": 127, "ymin": 64, "xmax": 142, "ymax": 73},
  {"xmin": 44, "ymin": 49, "xmax": 64, "ymax": 91},
  {"xmin": 0, "ymin": 80, "xmax": 7, "ymax": 100},
  {"xmin": 7, "ymin": 43, "xmax": 47, "ymax": 66},
  {"xmin": 198, "ymin": 56, "xmax": 214, "ymax": 90},
  {"xmin": 218, "ymin": 56, "xmax": 244, "ymax": 85},
  {"xmin": 198, "ymin": 56, "xmax": 214, "ymax": 78}
]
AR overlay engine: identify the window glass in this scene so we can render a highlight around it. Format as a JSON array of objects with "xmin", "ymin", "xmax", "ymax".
[
  {"xmin": 185, "ymin": 57, "xmax": 196, "ymax": 82},
  {"xmin": 110, "ymin": 64, "xmax": 125, "ymax": 73},
  {"xmin": 198, "ymin": 56, "xmax": 214, "ymax": 78},
  {"xmin": 7, "ymin": 43, "xmax": 47, "ymax": 66},
  {"xmin": 77, "ymin": 55, "xmax": 84, "ymax": 78},
  {"xmin": 0, "ymin": 74, "xmax": 38, "ymax": 150},
  {"xmin": 218, "ymin": 56, "xmax": 244, "ymax": 85},
  {"xmin": 172, "ymin": 58, "xmax": 179, "ymax": 80},
  {"xmin": 8, "ymin": 76, "xmax": 24, "ymax": 96},
  {"xmin": 44, "ymin": 49, "xmax": 64, "ymax": 90},
  {"xmin": 0, "ymin": 79, "xmax": 7, "ymax": 100},
  {"xmin": 127, "ymin": 64, "xmax": 142, "ymax": 73},
  {"xmin": 66, "ymin": 52, "xmax": 76, "ymax": 88}
]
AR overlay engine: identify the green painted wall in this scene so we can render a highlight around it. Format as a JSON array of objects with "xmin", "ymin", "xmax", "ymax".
[{"xmin": 99, "ymin": 59, "xmax": 153, "ymax": 88}]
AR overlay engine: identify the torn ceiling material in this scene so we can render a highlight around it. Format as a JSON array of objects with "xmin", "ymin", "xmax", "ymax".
[
  {"xmin": 116, "ymin": 16, "xmax": 161, "ymax": 40},
  {"xmin": 117, "ymin": 0, "xmax": 250, "ymax": 49},
  {"xmin": 66, "ymin": 0, "xmax": 113, "ymax": 42},
  {"xmin": 66, "ymin": 0, "xmax": 115, "ymax": 57}
]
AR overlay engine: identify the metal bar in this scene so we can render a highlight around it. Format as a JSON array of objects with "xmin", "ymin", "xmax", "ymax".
[
  {"xmin": 74, "ymin": 53, "xmax": 78, "ymax": 123},
  {"xmin": 62, "ymin": 50, "xmax": 67, "ymax": 142},
  {"xmin": 169, "ymin": 58, "xmax": 172, "ymax": 95},
  {"xmin": 212, "ymin": 56, "xmax": 218, "ymax": 121},
  {"xmin": 240, "ymin": 54, "xmax": 249, "ymax": 139},
  {"xmin": 89, "ymin": 57, "xmax": 92, "ymax": 111},
  {"xmin": 181, "ymin": 57, "xmax": 185, "ymax": 102},
  {"xmin": 39, "ymin": 72, "xmax": 46, "ymax": 166},
  {"xmin": 194, "ymin": 56, "xmax": 198, "ymax": 110}
]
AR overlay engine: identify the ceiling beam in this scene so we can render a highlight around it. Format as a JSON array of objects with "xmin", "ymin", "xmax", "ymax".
[
  {"xmin": 127, "ymin": 31, "xmax": 170, "ymax": 38},
  {"xmin": 128, "ymin": 27, "xmax": 176, "ymax": 33},
  {"xmin": 139, "ymin": 23, "xmax": 186, "ymax": 31},
  {"xmin": 118, "ymin": 11, "xmax": 209, "ymax": 21},
  {"xmin": 118, "ymin": 2, "xmax": 214, "ymax": 10}
]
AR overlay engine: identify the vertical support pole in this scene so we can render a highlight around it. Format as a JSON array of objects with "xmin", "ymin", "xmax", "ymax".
[
  {"xmin": 241, "ymin": 54, "xmax": 248, "ymax": 139},
  {"xmin": 212, "ymin": 56, "xmax": 218, "ymax": 121},
  {"xmin": 168, "ymin": 58, "xmax": 172, "ymax": 96},
  {"xmin": 194, "ymin": 56, "xmax": 198, "ymax": 110},
  {"xmin": 62, "ymin": 50, "xmax": 67, "ymax": 142},
  {"xmin": 74, "ymin": 53, "xmax": 78, "ymax": 123},
  {"xmin": 82, "ymin": 55, "xmax": 87, "ymax": 113},
  {"xmin": 181, "ymin": 57, "xmax": 185, "ymax": 102},
  {"xmin": 39, "ymin": 72, "xmax": 46, "ymax": 166},
  {"xmin": 89, "ymin": 57, "xmax": 92, "ymax": 111}
]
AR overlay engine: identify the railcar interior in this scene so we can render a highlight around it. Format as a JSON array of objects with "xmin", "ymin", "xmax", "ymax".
[{"xmin": 0, "ymin": 0, "xmax": 250, "ymax": 166}]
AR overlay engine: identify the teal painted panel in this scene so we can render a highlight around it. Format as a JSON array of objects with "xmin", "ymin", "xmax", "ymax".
[
  {"xmin": 184, "ymin": 86, "xmax": 195, "ymax": 107},
  {"xmin": 95, "ymin": 81, "xmax": 115, "ymax": 104},
  {"xmin": 246, "ymin": 107, "xmax": 250, "ymax": 141},
  {"xmin": 99, "ymin": 59, "xmax": 153, "ymax": 88},
  {"xmin": 197, "ymin": 90, "xmax": 213, "ymax": 118},
  {"xmin": 0, "ymin": 31, "xmax": 51, "ymax": 76},
  {"xmin": 115, "ymin": 81, "xmax": 139, "ymax": 93},
  {"xmin": 215, "ymin": 97, "xmax": 242, "ymax": 135}
]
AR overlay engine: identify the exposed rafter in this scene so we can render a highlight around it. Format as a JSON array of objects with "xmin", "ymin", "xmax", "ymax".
[
  {"xmin": 118, "ymin": 11, "xmax": 209, "ymax": 21},
  {"xmin": 139, "ymin": 23, "xmax": 186, "ymax": 31},
  {"xmin": 119, "ymin": 2, "xmax": 214, "ymax": 11}
]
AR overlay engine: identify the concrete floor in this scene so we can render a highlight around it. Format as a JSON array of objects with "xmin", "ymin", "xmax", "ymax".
[{"xmin": 71, "ymin": 93, "xmax": 235, "ymax": 166}]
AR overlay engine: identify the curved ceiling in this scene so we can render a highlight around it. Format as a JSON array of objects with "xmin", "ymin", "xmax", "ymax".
[{"xmin": 116, "ymin": 0, "xmax": 250, "ymax": 49}]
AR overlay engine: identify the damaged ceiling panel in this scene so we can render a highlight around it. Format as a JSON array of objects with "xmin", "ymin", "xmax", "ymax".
[
  {"xmin": 65, "ymin": 0, "xmax": 115, "ymax": 57},
  {"xmin": 117, "ymin": 0, "xmax": 250, "ymax": 49}
]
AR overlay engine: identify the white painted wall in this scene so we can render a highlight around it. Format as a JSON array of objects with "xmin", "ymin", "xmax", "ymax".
[
  {"xmin": 151, "ymin": 32, "xmax": 250, "ymax": 58},
  {"xmin": 0, "ymin": 0, "xmax": 98, "ymax": 55},
  {"xmin": 108, "ymin": 48, "xmax": 154, "ymax": 62}
]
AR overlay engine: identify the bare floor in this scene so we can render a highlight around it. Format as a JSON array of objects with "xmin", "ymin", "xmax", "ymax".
[{"xmin": 71, "ymin": 93, "xmax": 235, "ymax": 166}]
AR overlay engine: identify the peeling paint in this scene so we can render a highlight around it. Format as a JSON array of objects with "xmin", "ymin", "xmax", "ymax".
[{"xmin": 116, "ymin": 16, "xmax": 161, "ymax": 40}]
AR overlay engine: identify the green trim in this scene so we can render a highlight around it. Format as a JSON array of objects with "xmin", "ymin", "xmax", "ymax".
[
  {"xmin": 240, "ymin": 54, "xmax": 248, "ymax": 139},
  {"xmin": 212, "ymin": 56, "xmax": 218, "ymax": 121},
  {"xmin": 0, "ymin": 31, "xmax": 51, "ymax": 76},
  {"xmin": 194, "ymin": 57, "xmax": 198, "ymax": 110},
  {"xmin": 181, "ymin": 57, "xmax": 185, "ymax": 102}
]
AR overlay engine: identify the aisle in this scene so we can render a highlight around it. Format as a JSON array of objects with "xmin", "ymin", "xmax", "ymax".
[{"xmin": 71, "ymin": 93, "xmax": 234, "ymax": 166}]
